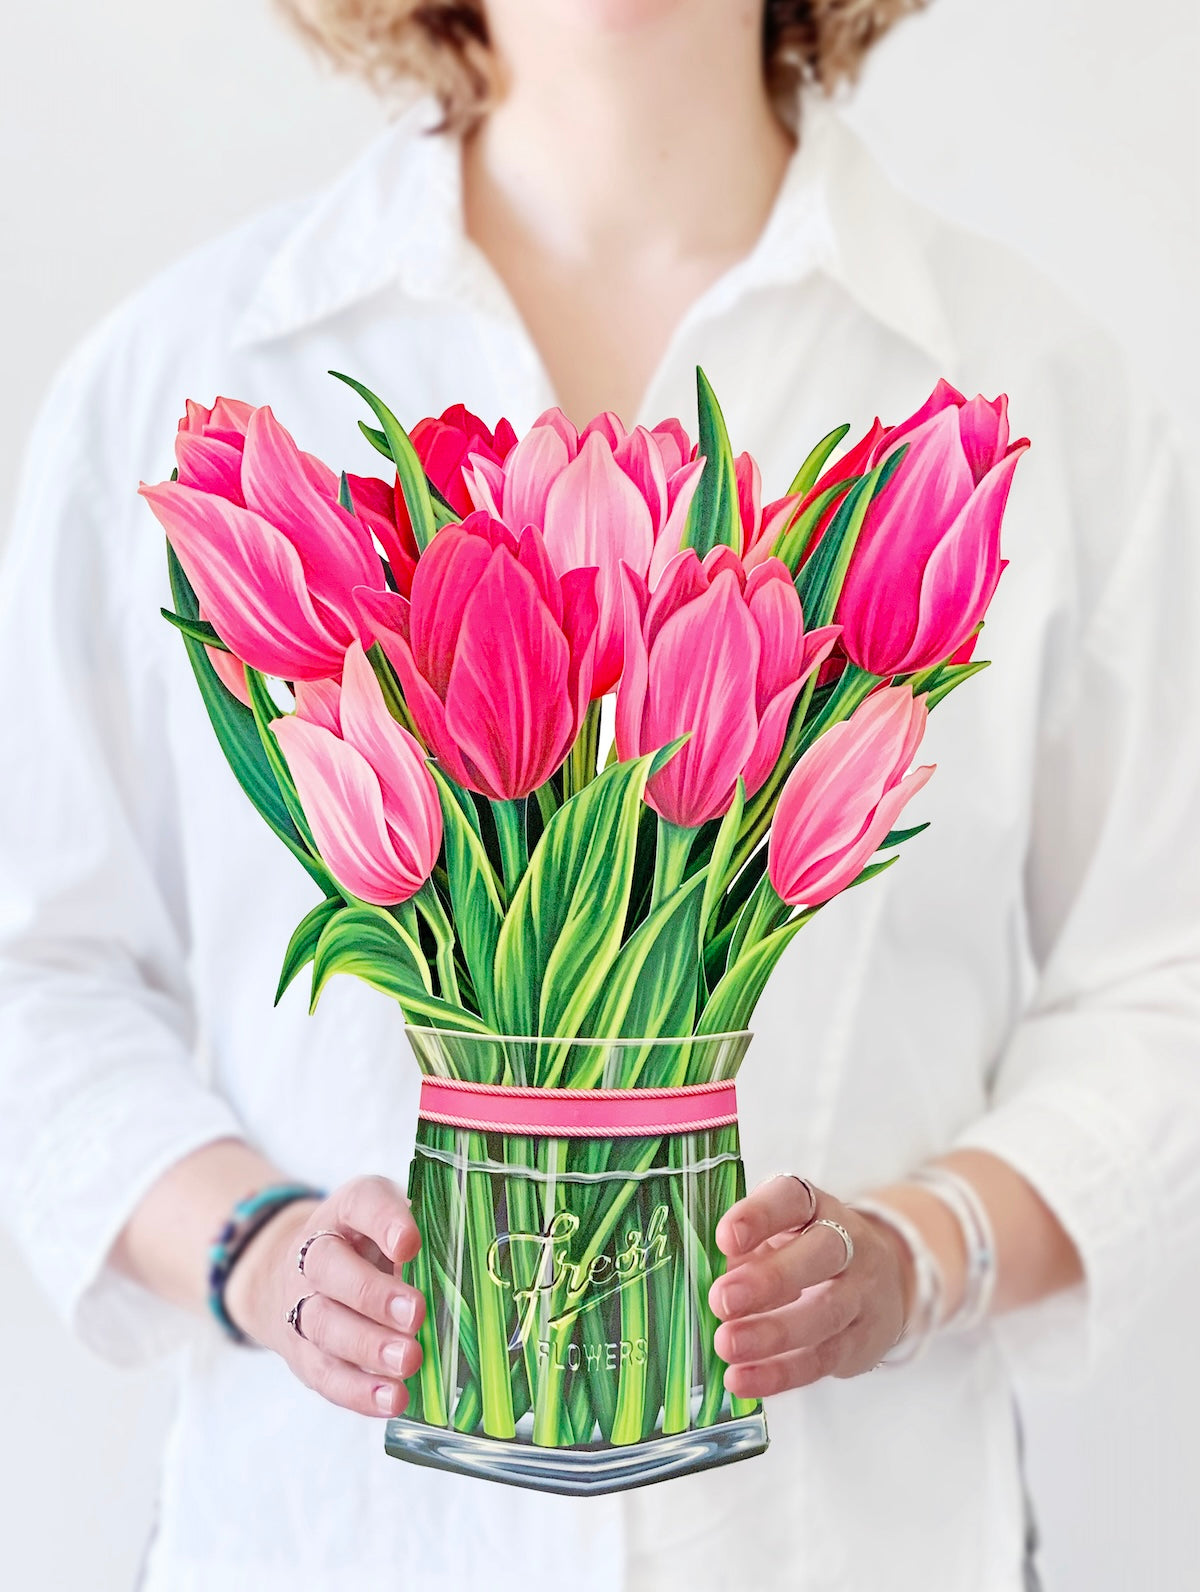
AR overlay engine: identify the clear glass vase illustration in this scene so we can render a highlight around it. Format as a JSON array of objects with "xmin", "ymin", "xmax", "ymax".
[{"xmin": 385, "ymin": 1028, "xmax": 768, "ymax": 1495}]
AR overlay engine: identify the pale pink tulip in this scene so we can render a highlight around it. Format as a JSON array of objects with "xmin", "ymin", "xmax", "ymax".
[
  {"xmin": 271, "ymin": 642, "xmax": 442, "ymax": 905},
  {"xmin": 768, "ymin": 685, "xmax": 935, "ymax": 907},
  {"xmin": 355, "ymin": 511, "xmax": 599, "ymax": 802},
  {"xmin": 616, "ymin": 548, "xmax": 840, "ymax": 828},
  {"xmin": 834, "ymin": 381, "xmax": 1028, "ymax": 675},
  {"xmin": 143, "ymin": 404, "xmax": 388, "ymax": 680},
  {"xmin": 463, "ymin": 407, "xmax": 705, "ymax": 695}
]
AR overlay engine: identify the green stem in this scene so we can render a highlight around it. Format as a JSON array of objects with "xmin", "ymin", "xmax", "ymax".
[
  {"xmin": 465, "ymin": 1130, "xmax": 516, "ymax": 1438},
  {"xmin": 564, "ymin": 700, "xmax": 602, "ymax": 798},
  {"xmin": 650, "ymin": 817, "xmax": 693, "ymax": 913},
  {"xmin": 414, "ymin": 881, "xmax": 460, "ymax": 1005},
  {"xmin": 492, "ymin": 799, "xmax": 528, "ymax": 900}
]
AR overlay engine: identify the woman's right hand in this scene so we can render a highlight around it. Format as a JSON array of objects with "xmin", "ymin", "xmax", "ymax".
[{"xmin": 224, "ymin": 1175, "xmax": 425, "ymax": 1418}]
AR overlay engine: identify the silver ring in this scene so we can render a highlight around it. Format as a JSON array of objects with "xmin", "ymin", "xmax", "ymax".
[
  {"xmin": 812, "ymin": 1217, "xmax": 855, "ymax": 1276},
  {"xmin": 788, "ymin": 1175, "xmax": 818, "ymax": 1230},
  {"xmin": 286, "ymin": 1293, "xmax": 316, "ymax": 1339},
  {"xmin": 297, "ymin": 1229, "xmax": 341, "ymax": 1275}
]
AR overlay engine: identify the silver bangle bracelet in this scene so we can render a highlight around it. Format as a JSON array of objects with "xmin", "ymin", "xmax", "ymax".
[
  {"xmin": 850, "ymin": 1197, "xmax": 945, "ymax": 1366},
  {"xmin": 911, "ymin": 1165, "xmax": 997, "ymax": 1333}
]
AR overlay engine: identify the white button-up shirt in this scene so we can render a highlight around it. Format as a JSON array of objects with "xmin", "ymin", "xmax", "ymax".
[{"xmin": 2, "ymin": 89, "xmax": 1198, "ymax": 1592}]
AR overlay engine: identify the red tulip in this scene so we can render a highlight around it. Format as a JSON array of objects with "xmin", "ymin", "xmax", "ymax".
[
  {"xmin": 833, "ymin": 381, "xmax": 1029, "ymax": 675},
  {"xmin": 768, "ymin": 685, "xmax": 935, "ymax": 907},
  {"xmin": 272, "ymin": 642, "xmax": 442, "ymax": 905},
  {"xmin": 616, "ymin": 548, "xmax": 840, "ymax": 828},
  {"xmin": 355, "ymin": 512, "xmax": 599, "ymax": 801},
  {"xmin": 143, "ymin": 403, "xmax": 390, "ymax": 680}
]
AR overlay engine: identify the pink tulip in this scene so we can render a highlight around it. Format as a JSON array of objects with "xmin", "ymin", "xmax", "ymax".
[
  {"xmin": 271, "ymin": 641, "xmax": 442, "ymax": 905},
  {"xmin": 142, "ymin": 403, "xmax": 390, "ymax": 680},
  {"xmin": 463, "ymin": 407, "xmax": 705, "ymax": 696},
  {"xmin": 768, "ymin": 685, "xmax": 935, "ymax": 908},
  {"xmin": 834, "ymin": 380, "xmax": 1029, "ymax": 675},
  {"xmin": 616, "ymin": 548, "xmax": 840, "ymax": 828},
  {"xmin": 354, "ymin": 511, "xmax": 599, "ymax": 802}
]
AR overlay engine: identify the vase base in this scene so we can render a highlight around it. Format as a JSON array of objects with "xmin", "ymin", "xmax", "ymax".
[{"xmin": 383, "ymin": 1411, "xmax": 769, "ymax": 1496}]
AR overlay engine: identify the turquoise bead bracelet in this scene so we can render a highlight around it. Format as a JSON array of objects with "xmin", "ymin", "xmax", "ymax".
[{"xmin": 207, "ymin": 1182, "xmax": 326, "ymax": 1344}]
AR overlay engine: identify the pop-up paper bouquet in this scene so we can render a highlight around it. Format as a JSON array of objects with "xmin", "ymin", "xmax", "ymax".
[{"xmin": 142, "ymin": 369, "xmax": 1026, "ymax": 1495}]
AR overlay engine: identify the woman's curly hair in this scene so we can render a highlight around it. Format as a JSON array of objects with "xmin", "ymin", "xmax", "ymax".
[{"xmin": 277, "ymin": 1, "xmax": 928, "ymax": 135}]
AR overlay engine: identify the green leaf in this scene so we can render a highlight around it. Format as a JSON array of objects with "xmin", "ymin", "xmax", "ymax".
[
  {"xmin": 795, "ymin": 445, "xmax": 907, "ymax": 628},
  {"xmin": 700, "ymin": 779, "xmax": 744, "ymax": 944},
  {"xmin": 847, "ymin": 854, "xmax": 899, "ymax": 892},
  {"xmin": 165, "ymin": 544, "xmax": 327, "ymax": 890},
  {"xmin": 338, "ymin": 471, "xmax": 354, "ymax": 512},
  {"xmin": 921, "ymin": 658, "xmax": 992, "ymax": 709},
  {"xmin": 430, "ymin": 768, "xmax": 504, "ymax": 1027},
  {"xmin": 492, "ymin": 752, "xmax": 661, "ymax": 1050},
  {"xmin": 331, "ymin": 372, "xmax": 437, "ymax": 551},
  {"xmin": 242, "ymin": 667, "xmax": 328, "ymax": 871},
  {"xmin": 160, "ymin": 609, "xmax": 229, "ymax": 650},
  {"xmin": 310, "ymin": 908, "xmax": 495, "ymax": 1032},
  {"xmin": 358, "ymin": 422, "xmax": 460, "ymax": 527},
  {"xmin": 769, "ymin": 481, "xmax": 853, "ymax": 576},
  {"xmin": 275, "ymin": 896, "xmax": 342, "ymax": 1005},
  {"xmin": 680, "ymin": 366, "xmax": 739, "ymax": 557},
  {"xmin": 878, "ymin": 822, "xmax": 930, "ymax": 851},
  {"xmin": 697, "ymin": 914, "xmax": 811, "ymax": 1036},
  {"xmin": 582, "ymin": 873, "xmax": 708, "ymax": 1049},
  {"xmin": 786, "ymin": 422, "xmax": 851, "ymax": 497}
]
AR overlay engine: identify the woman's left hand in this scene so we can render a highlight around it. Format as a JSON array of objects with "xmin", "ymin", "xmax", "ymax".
[{"xmin": 708, "ymin": 1175, "xmax": 913, "ymax": 1397}]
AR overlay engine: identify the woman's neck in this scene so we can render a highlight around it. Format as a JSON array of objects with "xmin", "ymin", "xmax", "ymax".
[
  {"xmin": 459, "ymin": 1, "xmax": 796, "ymax": 426},
  {"xmin": 467, "ymin": 3, "xmax": 793, "ymax": 258}
]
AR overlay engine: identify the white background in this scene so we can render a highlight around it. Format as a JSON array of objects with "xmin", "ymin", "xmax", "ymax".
[{"xmin": 1, "ymin": 1, "xmax": 1196, "ymax": 1587}]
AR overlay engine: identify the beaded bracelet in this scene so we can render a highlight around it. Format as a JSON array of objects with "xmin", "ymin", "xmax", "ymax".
[
  {"xmin": 850, "ymin": 1196, "xmax": 946, "ymax": 1366},
  {"xmin": 208, "ymin": 1182, "xmax": 325, "ymax": 1345},
  {"xmin": 911, "ymin": 1165, "xmax": 998, "ymax": 1332}
]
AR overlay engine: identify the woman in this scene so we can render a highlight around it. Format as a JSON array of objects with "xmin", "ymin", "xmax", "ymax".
[{"xmin": 1, "ymin": 2, "xmax": 1196, "ymax": 1588}]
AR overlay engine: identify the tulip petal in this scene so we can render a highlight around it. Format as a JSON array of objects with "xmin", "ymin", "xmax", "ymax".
[
  {"xmin": 643, "ymin": 549, "xmax": 708, "ymax": 652},
  {"xmin": 407, "ymin": 524, "xmax": 494, "ymax": 696},
  {"xmin": 614, "ymin": 425, "xmax": 669, "ymax": 530},
  {"xmin": 272, "ymin": 715, "xmax": 424, "ymax": 904},
  {"xmin": 462, "ymin": 454, "xmax": 505, "ymax": 517},
  {"xmin": 648, "ymin": 459, "xmax": 706, "ymax": 586},
  {"xmin": 745, "ymin": 558, "xmax": 807, "ymax": 708},
  {"xmin": 542, "ymin": 431, "xmax": 655, "ymax": 697},
  {"xmin": 884, "ymin": 379, "xmax": 967, "ymax": 451},
  {"xmin": 444, "ymin": 550, "xmax": 575, "ymax": 800},
  {"xmin": 642, "ymin": 570, "xmax": 760, "ymax": 827},
  {"xmin": 502, "ymin": 422, "xmax": 573, "ymax": 533},
  {"xmin": 735, "ymin": 452, "xmax": 763, "ymax": 554},
  {"xmin": 175, "ymin": 434, "xmax": 245, "ymax": 503},
  {"xmin": 559, "ymin": 565, "xmax": 600, "ymax": 721},
  {"xmin": 373, "ymin": 624, "xmax": 473, "ymax": 788},
  {"xmin": 581, "ymin": 411, "xmax": 626, "ymax": 449},
  {"xmin": 294, "ymin": 677, "xmax": 343, "ymax": 735},
  {"xmin": 240, "ymin": 407, "xmax": 381, "ymax": 599},
  {"xmin": 649, "ymin": 418, "xmax": 693, "ymax": 476},
  {"xmin": 957, "ymin": 394, "xmax": 1010, "ymax": 485},
  {"xmin": 895, "ymin": 443, "xmax": 1026, "ymax": 673},
  {"xmin": 141, "ymin": 481, "xmax": 346, "ymax": 678},
  {"xmin": 614, "ymin": 564, "xmax": 651, "ymax": 762},
  {"xmin": 337, "ymin": 642, "xmax": 443, "ymax": 876}
]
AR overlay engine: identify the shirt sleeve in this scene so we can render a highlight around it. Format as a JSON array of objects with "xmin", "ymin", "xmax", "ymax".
[
  {"xmin": 952, "ymin": 407, "xmax": 1200, "ymax": 1385},
  {"xmin": 0, "ymin": 344, "xmax": 246, "ymax": 1367}
]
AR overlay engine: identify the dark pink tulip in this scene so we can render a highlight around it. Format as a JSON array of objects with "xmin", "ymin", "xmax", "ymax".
[
  {"xmin": 768, "ymin": 685, "xmax": 935, "ymax": 908},
  {"xmin": 142, "ymin": 403, "xmax": 388, "ymax": 680},
  {"xmin": 464, "ymin": 407, "xmax": 705, "ymax": 696},
  {"xmin": 616, "ymin": 548, "xmax": 840, "ymax": 828},
  {"xmin": 271, "ymin": 642, "xmax": 442, "ymax": 905},
  {"xmin": 834, "ymin": 381, "xmax": 1028, "ymax": 675},
  {"xmin": 355, "ymin": 511, "xmax": 599, "ymax": 802}
]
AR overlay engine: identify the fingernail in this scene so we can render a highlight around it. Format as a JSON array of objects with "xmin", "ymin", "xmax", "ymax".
[
  {"xmin": 374, "ymin": 1383, "xmax": 395, "ymax": 1414},
  {"xmin": 730, "ymin": 1217, "xmax": 751, "ymax": 1251},
  {"xmin": 389, "ymin": 1293, "xmax": 416, "ymax": 1331},
  {"xmin": 382, "ymin": 1340, "xmax": 409, "ymax": 1374},
  {"xmin": 385, "ymin": 1224, "xmax": 405, "ymax": 1257},
  {"xmin": 720, "ymin": 1280, "xmax": 748, "ymax": 1316}
]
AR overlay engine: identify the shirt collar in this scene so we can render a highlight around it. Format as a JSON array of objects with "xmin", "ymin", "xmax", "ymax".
[{"xmin": 232, "ymin": 89, "xmax": 957, "ymax": 373}]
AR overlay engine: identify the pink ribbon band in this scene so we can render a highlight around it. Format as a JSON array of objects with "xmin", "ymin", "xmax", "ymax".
[{"xmin": 418, "ymin": 1076, "xmax": 739, "ymax": 1139}]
